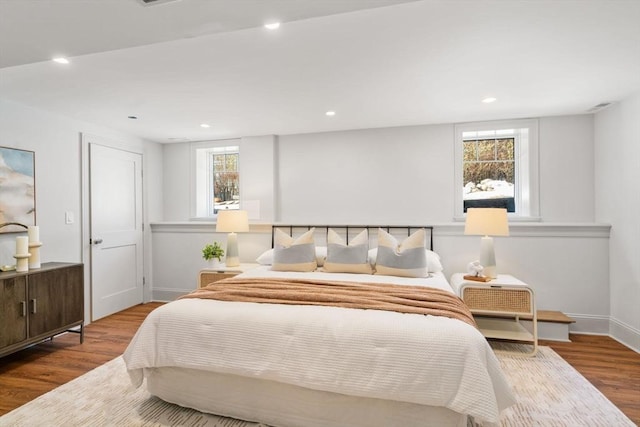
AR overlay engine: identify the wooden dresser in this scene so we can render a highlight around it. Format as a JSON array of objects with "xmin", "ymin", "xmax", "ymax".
[{"xmin": 0, "ymin": 262, "xmax": 84, "ymax": 358}]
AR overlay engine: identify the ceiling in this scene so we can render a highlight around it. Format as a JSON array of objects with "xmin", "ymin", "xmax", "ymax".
[{"xmin": 1, "ymin": 0, "xmax": 639, "ymax": 143}]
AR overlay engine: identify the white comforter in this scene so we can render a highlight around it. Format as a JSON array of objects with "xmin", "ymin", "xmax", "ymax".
[{"xmin": 123, "ymin": 269, "xmax": 515, "ymax": 424}]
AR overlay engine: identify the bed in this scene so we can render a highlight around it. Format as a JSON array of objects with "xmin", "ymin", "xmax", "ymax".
[{"xmin": 123, "ymin": 225, "xmax": 515, "ymax": 427}]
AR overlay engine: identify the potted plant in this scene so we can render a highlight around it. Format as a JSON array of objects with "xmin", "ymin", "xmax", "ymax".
[{"xmin": 202, "ymin": 242, "xmax": 225, "ymax": 267}]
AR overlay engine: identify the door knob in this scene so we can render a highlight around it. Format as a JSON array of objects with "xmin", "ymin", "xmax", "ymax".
[{"xmin": 93, "ymin": 238, "xmax": 103, "ymax": 245}]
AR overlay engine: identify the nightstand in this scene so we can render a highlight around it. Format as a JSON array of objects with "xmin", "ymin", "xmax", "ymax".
[
  {"xmin": 198, "ymin": 263, "xmax": 258, "ymax": 288},
  {"xmin": 450, "ymin": 273, "xmax": 538, "ymax": 356}
]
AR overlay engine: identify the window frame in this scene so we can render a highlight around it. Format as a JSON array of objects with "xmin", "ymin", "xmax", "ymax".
[
  {"xmin": 190, "ymin": 139, "xmax": 241, "ymax": 220},
  {"xmin": 454, "ymin": 119, "xmax": 540, "ymax": 221}
]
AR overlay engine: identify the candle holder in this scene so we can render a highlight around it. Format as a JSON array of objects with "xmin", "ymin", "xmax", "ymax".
[
  {"xmin": 13, "ymin": 253, "xmax": 31, "ymax": 273},
  {"xmin": 29, "ymin": 242, "xmax": 42, "ymax": 269}
]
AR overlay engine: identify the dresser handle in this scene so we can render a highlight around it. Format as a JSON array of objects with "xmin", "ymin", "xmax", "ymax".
[
  {"xmin": 30, "ymin": 298, "xmax": 37, "ymax": 314},
  {"xmin": 20, "ymin": 301, "xmax": 26, "ymax": 317}
]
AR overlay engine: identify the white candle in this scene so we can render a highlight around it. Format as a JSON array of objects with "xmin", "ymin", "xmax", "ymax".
[
  {"xmin": 16, "ymin": 236, "xmax": 29, "ymax": 255},
  {"xmin": 28, "ymin": 225, "xmax": 39, "ymax": 243}
]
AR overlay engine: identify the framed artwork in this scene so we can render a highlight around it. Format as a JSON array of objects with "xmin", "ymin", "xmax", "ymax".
[{"xmin": 0, "ymin": 146, "xmax": 36, "ymax": 233}]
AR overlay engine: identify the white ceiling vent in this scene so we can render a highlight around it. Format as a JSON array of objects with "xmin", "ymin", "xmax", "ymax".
[
  {"xmin": 586, "ymin": 102, "xmax": 612, "ymax": 113},
  {"xmin": 137, "ymin": 0, "xmax": 181, "ymax": 6}
]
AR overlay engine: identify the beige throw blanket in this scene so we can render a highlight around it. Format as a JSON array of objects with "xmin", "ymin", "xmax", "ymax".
[{"xmin": 181, "ymin": 277, "xmax": 477, "ymax": 328}]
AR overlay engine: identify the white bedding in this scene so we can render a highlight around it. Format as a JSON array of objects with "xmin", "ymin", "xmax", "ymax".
[
  {"xmin": 240, "ymin": 266, "xmax": 455, "ymax": 291},
  {"xmin": 123, "ymin": 268, "xmax": 515, "ymax": 425}
]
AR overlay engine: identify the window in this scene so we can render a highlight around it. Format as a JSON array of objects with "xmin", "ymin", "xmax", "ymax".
[
  {"xmin": 210, "ymin": 146, "xmax": 239, "ymax": 214},
  {"xmin": 463, "ymin": 132, "xmax": 516, "ymax": 212},
  {"xmin": 191, "ymin": 140, "xmax": 241, "ymax": 218},
  {"xmin": 454, "ymin": 119, "xmax": 539, "ymax": 219}
]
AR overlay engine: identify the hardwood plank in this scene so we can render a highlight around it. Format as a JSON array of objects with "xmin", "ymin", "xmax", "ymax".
[
  {"xmin": 0, "ymin": 302, "xmax": 638, "ymax": 426},
  {"xmin": 0, "ymin": 302, "xmax": 162, "ymax": 415},
  {"xmin": 541, "ymin": 335, "xmax": 640, "ymax": 424}
]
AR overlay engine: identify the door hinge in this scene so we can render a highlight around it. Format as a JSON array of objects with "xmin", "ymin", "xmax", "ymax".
[{"xmin": 143, "ymin": 277, "xmax": 146, "ymax": 286}]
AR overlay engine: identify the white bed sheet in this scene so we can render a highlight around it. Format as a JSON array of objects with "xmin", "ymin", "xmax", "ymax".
[
  {"xmin": 123, "ymin": 269, "xmax": 515, "ymax": 425},
  {"xmin": 145, "ymin": 366, "xmax": 469, "ymax": 427},
  {"xmin": 239, "ymin": 265, "xmax": 454, "ymax": 292}
]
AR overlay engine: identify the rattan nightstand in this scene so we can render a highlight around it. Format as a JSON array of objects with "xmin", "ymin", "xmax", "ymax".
[
  {"xmin": 450, "ymin": 273, "xmax": 538, "ymax": 356},
  {"xmin": 198, "ymin": 263, "xmax": 258, "ymax": 288}
]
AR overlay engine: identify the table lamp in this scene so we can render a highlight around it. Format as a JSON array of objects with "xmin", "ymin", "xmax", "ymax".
[
  {"xmin": 464, "ymin": 208, "xmax": 509, "ymax": 279},
  {"xmin": 216, "ymin": 210, "xmax": 249, "ymax": 267}
]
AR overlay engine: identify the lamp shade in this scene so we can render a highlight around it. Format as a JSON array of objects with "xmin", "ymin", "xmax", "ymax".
[
  {"xmin": 464, "ymin": 208, "xmax": 509, "ymax": 237},
  {"xmin": 216, "ymin": 210, "xmax": 249, "ymax": 233}
]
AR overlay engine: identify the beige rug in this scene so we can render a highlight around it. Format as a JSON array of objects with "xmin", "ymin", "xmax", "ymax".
[{"xmin": 0, "ymin": 346, "xmax": 635, "ymax": 427}]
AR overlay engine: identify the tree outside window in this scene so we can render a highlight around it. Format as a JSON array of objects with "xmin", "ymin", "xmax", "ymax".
[
  {"xmin": 454, "ymin": 120, "xmax": 539, "ymax": 219},
  {"xmin": 463, "ymin": 136, "xmax": 515, "ymax": 212},
  {"xmin": 210, "ymin": 148, "xmax": 239, "ymax": 214}
]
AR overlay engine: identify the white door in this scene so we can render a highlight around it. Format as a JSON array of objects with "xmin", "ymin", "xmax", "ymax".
[{"xmin": 89, "ymin": 143, "xmax": 143, "ymax": 320}]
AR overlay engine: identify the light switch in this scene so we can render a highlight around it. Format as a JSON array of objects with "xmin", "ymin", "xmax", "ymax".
[{"xmin": 65, "ymin": 211, "xmax": 74, "ymax": 224}]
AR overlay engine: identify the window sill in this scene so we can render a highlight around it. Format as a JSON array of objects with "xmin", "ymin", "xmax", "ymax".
[
  {"xmin": 440, "ymin": 222, "xmax": 610, "ymax": 238},
  {"xmin": 453, "ymin": 216, "xmax": 542, "ymax": 223},
  {"xmin": 150, "ymin": 222, "xmax": 271, "ymax": 233}
]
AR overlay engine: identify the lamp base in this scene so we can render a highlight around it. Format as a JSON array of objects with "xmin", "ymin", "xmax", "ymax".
[
  {"xmin": 479, "ymin": 236, "xmax": 497, "ymax": 279},
  {"xmin": 226, "ymin": 232, "xmax": 240, "ymax": 267}
]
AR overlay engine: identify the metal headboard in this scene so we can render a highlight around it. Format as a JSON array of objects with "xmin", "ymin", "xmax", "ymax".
[{"xmin": 271, "ymin": 225, "xmax": 434, "ymax": 251}]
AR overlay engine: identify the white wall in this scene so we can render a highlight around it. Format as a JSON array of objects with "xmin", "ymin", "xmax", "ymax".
[
  {"xmin": 155, "ymin": 114, "xmax": 614, "ymax": 337},
  {"xmin": 162, "ymin": 142, "xmax": 191, "ymax": 221},
  {"xmin": 0, "ymin": 98, "xmax": 163, "ymax": 323},
  {"xmin": 278, "ymin": 125, "xmax": 454, "ymax": 223},
  {"xmin": 539, "ymin": 115, "xmax": 595, "ymax": 222},
  {"xmin": 594, "ymin": 91, "xmax": 640, "ymax": 351},
  {"xmin": 278, "ymin": 116, "xmax": 596, "ymax": 223},
  {"xmin": 161, "ymin": 115, "xmax": 604, "ymax": 225},
  {"xmin": 162, "ymin": 135, "xmax": 276, "ymax": 222},
  {"xmin": 1, "ymin": 100, "xmax": 83, "ymax": 265},
  {"xmin": 240, "ymin": 135, "xmax": 277, "ymax": 222},
  {"xmin": 153, "ymin": 135, "xmax": 277, "ymax": 297}
]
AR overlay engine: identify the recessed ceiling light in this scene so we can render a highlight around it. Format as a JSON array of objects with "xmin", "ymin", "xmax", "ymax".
[
  {"xmin": 326, "ymin": 111, "xmax": 336, "ymax": 116},
  {"xmin": 200, "ymin": 123, "xmax": 210, "ymax": 128},
  {"xmin": 264, "ymin": 22, "xmax": 280, "ymax": 30},
  {"xmin": 482, "ymin": 97, "xmax": 497, "ymax": 103},
  {"xmin": 52, "ymin": 57, "xmax": 69, "ymax": 64}
]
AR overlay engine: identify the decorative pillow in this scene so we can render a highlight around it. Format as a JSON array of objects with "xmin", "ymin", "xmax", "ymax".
[
  {"xmin": 257, "ymin": 246, "xmax": 327, "ymax": 267},
  {"xmin": 256, "ymin": 249, "xmax": 274, "ymax": 265},
  {"xmin": 367, "ymin": 248, "xmax": 443, "ymax": 273},
  {"xmin": 272, "ymin": 228, "xmax": 317, "ymax": 272},
  {"xmin": 323, "ymin": 229, "xmax": 372, "ymax": 274},
  {"xmin": 374, "ymin": 228, "xmax": 428, "ymax": 278}
]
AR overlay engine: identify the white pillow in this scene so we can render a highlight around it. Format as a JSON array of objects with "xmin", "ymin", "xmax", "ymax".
[
  {"xmin": 256, "ymin": 249, "xmax": 274, "ymax": 265},
  {"xmin": 323, "ymin": 229, "xmax": 372, "ymax": 274},
  {"xmin": 257, "ymin": 246, "xmax": 327, "ymax": 267}
]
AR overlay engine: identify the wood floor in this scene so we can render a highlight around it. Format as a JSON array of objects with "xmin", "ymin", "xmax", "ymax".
[{"xmin": 1, "ymin": 302, "xmax": 639, "ymax": 425}]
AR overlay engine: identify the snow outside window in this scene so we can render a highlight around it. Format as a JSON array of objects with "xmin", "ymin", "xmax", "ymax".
[{"xmin": 454, "ymin": 119, "xmax": 539, "ymax": 220}]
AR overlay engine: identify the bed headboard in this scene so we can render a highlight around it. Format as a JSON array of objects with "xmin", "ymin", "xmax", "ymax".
[{"xmin": 271, "ymin": 225, "xmax": 434, "ymax": 251}]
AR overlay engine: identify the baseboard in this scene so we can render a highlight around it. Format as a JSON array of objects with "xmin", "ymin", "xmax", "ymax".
[
  {"xmin": 152, "ymin": 288, "xmax": 186, "ymax": 302},
  {"xmin": 521, "ymin": 320, "xmax": 571, "ymax": 342},
  {"xmin": 566, "ymin": 313, "xmax": 610, "ymax": 335},
  {"xmin": 610, "ymin": 317, "xmax": 640, "ymax": 353}
]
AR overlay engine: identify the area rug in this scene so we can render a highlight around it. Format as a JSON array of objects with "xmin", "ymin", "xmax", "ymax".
[{"xmin": 0, "ymin": 346, "xmax": 635, "ymax": 427}]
